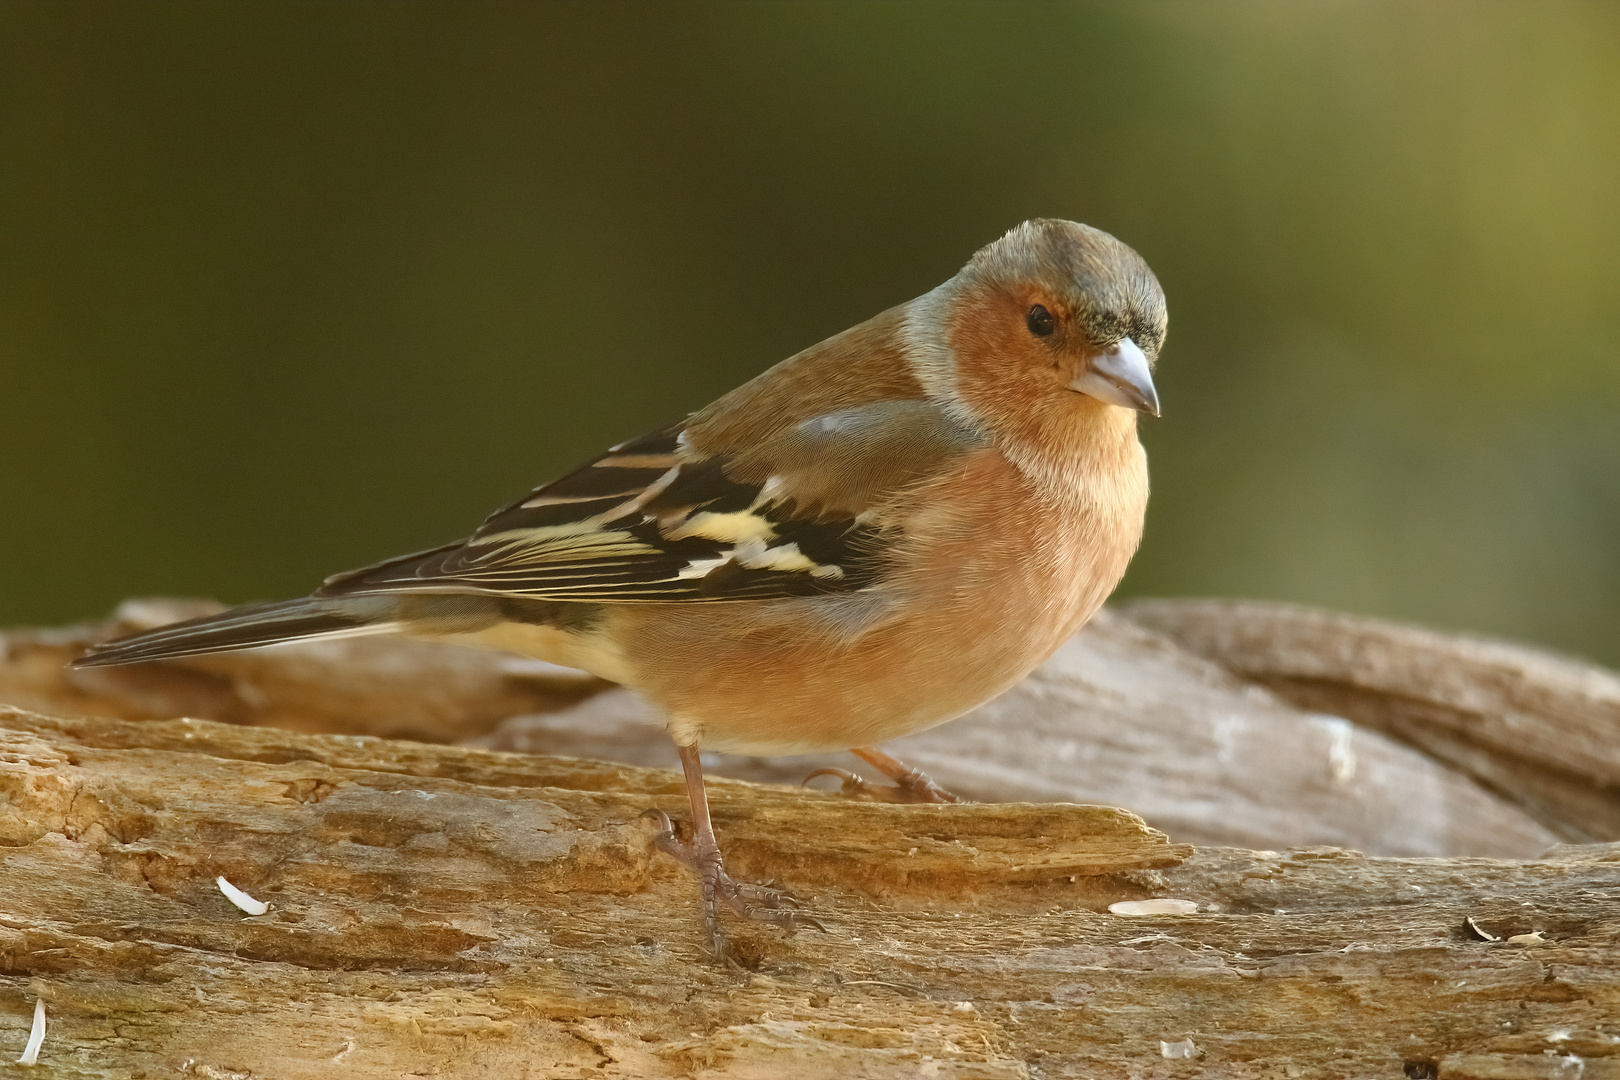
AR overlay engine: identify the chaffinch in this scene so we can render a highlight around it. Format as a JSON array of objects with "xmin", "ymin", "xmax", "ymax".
[{"xmin": 74, "ymin": 218, "xmax": 1166, "ymax": 959}]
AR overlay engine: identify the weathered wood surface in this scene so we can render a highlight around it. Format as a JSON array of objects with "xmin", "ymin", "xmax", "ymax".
[
  {"xmin": 0, "ymin": 599, "xmax": 606, "ymax": 743},
  {"xmin": 2, "ymin": 598, "xmax": 1620, "ymax": 1077},
  {"xmin": 0, "ymin": 705, "xmax": 1617, "ymax": 1079},
  {"xmin": 1126, "ymin": 599, "xmax": 1620, "ymax": 844}
]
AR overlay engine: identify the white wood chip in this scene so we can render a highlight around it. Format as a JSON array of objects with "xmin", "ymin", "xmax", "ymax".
[
  {"xmin": 1160, "ymin": 1038, "xmax": 1197, "ymax": 1059},
  {"xmin": 15, "ymin": 997, "xmax": 44, "ymax": 1066},
  {"xmin": 1110, "ymin": 899, "xmax": 1199, "ymax": 916},
  {"xmin": 1506, "ymin": 931, "xmax": 1547, "ymax": 945},
  {"xmin": 216, "ymin": 875, "xmax": 269, "ymax": 916}
]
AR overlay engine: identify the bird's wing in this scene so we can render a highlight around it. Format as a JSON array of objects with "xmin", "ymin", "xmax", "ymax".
[{"xmin": 318, "ymin": 400, "xmax": 985, "ymax": 603}]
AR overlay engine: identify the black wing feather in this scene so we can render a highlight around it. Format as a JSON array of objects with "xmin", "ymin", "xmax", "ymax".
[{"xmin": 318, "ymin": 423, "xmax": 889, "ymax": 603}]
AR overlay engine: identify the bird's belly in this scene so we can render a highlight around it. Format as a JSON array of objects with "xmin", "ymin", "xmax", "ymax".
[
  {"xmin": 673, "ymin": 614, "xmax": 1071, "ymax": 756},
  {"xmin": 411, "ymin": 596, "xmax": 1071, "ymax": 756},
  {"xmin": 608, "ymin": 554, "xmax": 1115, "ymax": 756}
]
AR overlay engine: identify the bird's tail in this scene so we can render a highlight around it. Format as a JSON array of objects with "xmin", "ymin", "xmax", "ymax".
[{"xmin": 70, "ymin": 596, "xmax": 402, "ymax": 668}]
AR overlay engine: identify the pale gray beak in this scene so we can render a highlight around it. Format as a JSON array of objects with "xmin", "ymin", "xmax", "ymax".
[{"xmin": 1070, "ymin": 338, "xmax": 1160, "ymax": 417}]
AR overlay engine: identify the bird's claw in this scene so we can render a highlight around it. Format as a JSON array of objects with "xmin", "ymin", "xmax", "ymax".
[
  {"xmin": 641, "ymin": 807, "xmax": 680, "ymax": 850},
  {"xmin": 803, "ymin": 767, "xmax": 877, "ymax": 799},
  {"xmin": 803, "ymin": 766, "xmax": 963, "ymax": 805},
  {"xmin": 729, "ymin": 880, "xmax": 801, "ymax": 909},
  {"xmin": 715, "ymin": 876, "xmax": 825, "ymax": 930}
]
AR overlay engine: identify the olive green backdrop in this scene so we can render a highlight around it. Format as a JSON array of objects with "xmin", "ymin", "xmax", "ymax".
[{"xmin": 4, "ymin": 2, "xmax": 1619, "ymax": 663}]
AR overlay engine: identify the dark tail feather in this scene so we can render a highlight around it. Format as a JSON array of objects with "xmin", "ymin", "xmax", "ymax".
[{"xmin": 70, "ymin": 596, "xmax": 401, "ymax": 668}]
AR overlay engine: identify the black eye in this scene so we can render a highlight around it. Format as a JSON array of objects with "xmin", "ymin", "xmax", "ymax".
[{"xmin": 1026, "ymin": 304, "xmax": 1055, "ymax": 337}]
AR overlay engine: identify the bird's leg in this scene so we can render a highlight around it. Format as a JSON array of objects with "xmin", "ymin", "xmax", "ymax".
[
  {"xmin": 804, "ymin": 745, "xmax": 965, "ymax": 804},
  {"xmin": 643, "ymin": 742, "xmax": 825, "ymax": 960}
]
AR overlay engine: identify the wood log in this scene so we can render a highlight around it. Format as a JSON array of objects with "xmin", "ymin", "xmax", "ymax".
[
  {"xmin": 0, "ymin": 598, "xmax": 605, "ymax": 742},
  {"xmin": 0, "ymin": 705, "xmax": 1617, "ymax": 1079},
  {"xmin": 1125, "ymin": 599, "xmax": 1620, "ymax": 844},
  {"xmin": 2, "ymin": 600, "xmax": 1619, "ymax": 1077}
]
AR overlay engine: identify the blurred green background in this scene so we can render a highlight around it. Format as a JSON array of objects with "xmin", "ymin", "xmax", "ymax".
[{"xmin": 3, "ymin": 2, "xmax": 1618, "ymax": 664}]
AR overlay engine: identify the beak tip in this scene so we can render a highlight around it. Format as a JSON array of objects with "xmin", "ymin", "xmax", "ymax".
[{"xmin": 1072, "ymin": 337, "xmax": 1161, "ymax": 420}]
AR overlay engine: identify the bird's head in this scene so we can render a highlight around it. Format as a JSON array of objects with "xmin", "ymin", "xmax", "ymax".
[{"xmin": 908, "ymin": 219, "xmax": 1166, "ymax": 440}]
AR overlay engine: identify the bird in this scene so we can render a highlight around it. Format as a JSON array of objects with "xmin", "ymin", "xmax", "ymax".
[{"xmin": 72, "ymin": 218, "xmax": 1165, "ymax": 960}]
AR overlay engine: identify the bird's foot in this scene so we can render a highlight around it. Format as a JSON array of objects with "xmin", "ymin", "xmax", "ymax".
[
  {"xmin": 641, "ymin": 809, "xmax": 826, "ymax": 959},
  {"xmin": 803, "ymin": 765, "xmax": 965, "ymax": 805}
]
